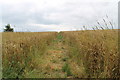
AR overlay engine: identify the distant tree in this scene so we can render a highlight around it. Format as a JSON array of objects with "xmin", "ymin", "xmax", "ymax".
[{"xmin": 4, "ymin": 24, "xmax": 14, "ymax": 32}]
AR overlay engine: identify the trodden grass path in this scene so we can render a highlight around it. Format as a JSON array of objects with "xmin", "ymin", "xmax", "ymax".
[{"xmin": 26, "ymin": 33, "xmax": 73, "ymax": 78}]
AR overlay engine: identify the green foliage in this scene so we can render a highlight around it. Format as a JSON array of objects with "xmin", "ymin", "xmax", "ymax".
[
  {"xmin": 4, "ymin": 24, "xmax": 14, "ymax": 32},
  {"xmin": 57, "ymin": 32, "xmax": 63, "ymax": 40},
  {"xmin": 62, "ymin": 63, "xmax": 72, "ymax": 76}
]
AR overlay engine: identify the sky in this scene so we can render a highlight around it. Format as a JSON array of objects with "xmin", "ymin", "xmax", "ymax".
[{"xmin": 0, "ymin": 0, "xmax": 119, "ymax": 32}]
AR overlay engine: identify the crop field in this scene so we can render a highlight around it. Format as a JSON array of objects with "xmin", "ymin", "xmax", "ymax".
[{"xmin": 2, "ymin": 29, "xmax": 119, "ymax": 78}]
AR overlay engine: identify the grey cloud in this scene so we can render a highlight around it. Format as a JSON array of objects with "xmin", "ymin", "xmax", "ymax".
[
  {"xmin": 1, "ymin": 0, "xmax": 118, "ymax": 32},
  {"xmin": 2, "ymin": 3, "xmax": 60, "ymax": 25}
]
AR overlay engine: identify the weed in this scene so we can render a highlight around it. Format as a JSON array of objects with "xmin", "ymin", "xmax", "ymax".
[
  {"xmin": 62, "ymin": 63, "xmax": 72, "ymax": 76},
  {"xmin": 57, "ymin": 32, "xmax": 63, "ymax": 40}
]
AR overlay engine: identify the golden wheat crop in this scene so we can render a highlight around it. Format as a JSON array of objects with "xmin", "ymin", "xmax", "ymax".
[
  {"xmin": 62, "ymin": 29, "xmax": 119, "ymax": 78},
  {"xmin": 2, "ymin": 32, "xmax": 57, "ymax": 78},
  {"xmin": 2, "ymin": 29, "xmax": 119, "ymax": 78}
]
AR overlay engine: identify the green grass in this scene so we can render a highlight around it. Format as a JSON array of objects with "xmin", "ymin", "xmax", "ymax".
[
  {"xmin": 57, "ymin": 32, "xmax": 63, "ymax": 40},
  {"xmin": 62, "ymin": 63, "xmax": 72, "ymax": 76}
]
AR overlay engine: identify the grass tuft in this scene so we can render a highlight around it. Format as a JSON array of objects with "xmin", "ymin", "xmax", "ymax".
[{"xmin": 62, "ymin": 63, "xmax": 72, "ymax": 76}]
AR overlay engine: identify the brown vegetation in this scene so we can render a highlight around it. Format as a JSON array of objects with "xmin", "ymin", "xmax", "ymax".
[
  {"xmin": 2, "ymin": 29, "xmax": 119, "ymax": 78},
  {"xmin": 62, "ymin": 29, "xmax": 119, "ymax": 78}
]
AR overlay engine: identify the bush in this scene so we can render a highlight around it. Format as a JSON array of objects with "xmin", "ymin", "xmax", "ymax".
[{"xmin": 4, "ymin": 24, "xmax": 14, "ymax": 32}]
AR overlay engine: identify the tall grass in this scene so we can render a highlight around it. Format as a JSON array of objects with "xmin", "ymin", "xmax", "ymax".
[
  {"xmin": 2, "ymin": 29, "xmax": 119, "ymax": 78},
  {"xmin": 62, "ymin": 29, "xmax": 119, "ymax": 78},
  {"xmin": 2, "ymin": 32, "xmax": 57, "ymax": 78}
]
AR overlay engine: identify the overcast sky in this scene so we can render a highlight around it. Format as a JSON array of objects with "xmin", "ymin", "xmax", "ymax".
[{"xmin": 0, "ymin": 0, "xmax": 119, "ymax": 32}]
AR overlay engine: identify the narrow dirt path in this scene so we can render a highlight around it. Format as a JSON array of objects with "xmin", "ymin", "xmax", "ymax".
[
  {"xmin": 25, "ymin": 33, "xmax": 85, "ymax": 78},
  {"xmin": 26, "ymin": 33, "xmax": 72, "ymax": 78},
  {"xmin": 40, "ymin": 33, "xmax": 71, "ymax": 78}
]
